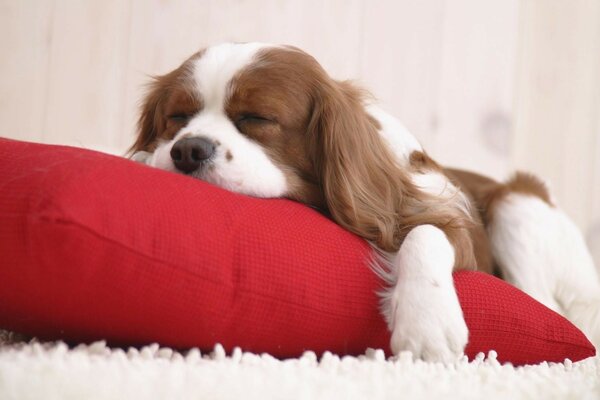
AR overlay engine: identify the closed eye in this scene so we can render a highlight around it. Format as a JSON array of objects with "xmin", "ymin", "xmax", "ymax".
[
  {"xmin": 168, "ymin": 113, "xmax": 191, "ymax": 123},
  {"xmin": 238, "ymin": 113, "xmax": 277, "ymax": 123}
]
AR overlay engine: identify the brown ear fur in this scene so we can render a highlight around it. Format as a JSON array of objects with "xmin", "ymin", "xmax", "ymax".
[
  {"xmin": 307, "ymin": 80, "xmax": 410, "ymax": 252},
  {"xmin": 129, "ymin": 51, "xmax": 202, "ymax": 155},
  {"xmin": 128, "ymin": 77, "xmax": 168, "ymax": 154},
  {"xmin": 308, "ymin": 79, "xmax": 477, "ymax": 269}
]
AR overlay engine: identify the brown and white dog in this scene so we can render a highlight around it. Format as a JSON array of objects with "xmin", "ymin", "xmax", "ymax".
[{"xmin": 131, "ymin": 42, "xmax": 600, "ymax": 362}]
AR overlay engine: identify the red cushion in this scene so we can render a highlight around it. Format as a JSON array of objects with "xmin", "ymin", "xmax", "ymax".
[{"xmin": 0, "ymin": 138, "xmax": 594, "ymax": 365}]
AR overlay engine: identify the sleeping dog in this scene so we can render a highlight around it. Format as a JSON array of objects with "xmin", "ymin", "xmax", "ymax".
[{"xmin": 131, "ymin": 42, "xmax": 600, "ymax": 362}]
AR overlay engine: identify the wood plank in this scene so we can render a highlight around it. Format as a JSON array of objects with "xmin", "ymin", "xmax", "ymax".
[
  {"xmin": 42, "ymin": 0, "xmax": 131, "ymax": 153},
  {"xmin": 0, "ymin": 0, "xmax": 54, "ymax": 143},
  {"xmin": 359, "ymin": 0, "xmax": 445, "ymax": 150},
  {"xmin": 120, "ymin": 0, "xmax": 363, "ymax": 150},
  {"xmin": 431, "ymin": 0, "xmax": 520, "ymax": 180},
  {"xmin": 513, "ymin": 0, "xmax": 600, "ymax": 230},
  {"xmin": 589, "ymin": 90, "xmax": 600, "ymax": 267}
]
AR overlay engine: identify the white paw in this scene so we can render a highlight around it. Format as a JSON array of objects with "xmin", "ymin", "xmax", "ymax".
[
  {"xmin": 388, "ymin": 277, "xmax": 468, "ymax": 363},
  {"xmin": 131, "ymin": 151, "xmax": 152, "ymax": 164}
]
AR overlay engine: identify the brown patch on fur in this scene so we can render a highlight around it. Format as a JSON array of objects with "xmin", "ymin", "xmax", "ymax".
[
  {"xmin": 129, "ymin": 51, "xmax": 204, "ymax": 154},
  {"xmin": 305, "ymin": 68, "xmax": 477, "ymax": 266},
  {"xmin": 444, "ymin": 169, "xmax": 500, "ymax": 212},
  {"xmin": 407, "ymin": 152, "xmax": 479, "ymax": 270},
  {"xmin": 409, "ymin": 151, "xmax": 442, "ymax": 173},
  {"xmin": 229, "ymin": 47, "xmax": 478, "ymax": 270},
  {"xmin": 226, "ymin": 47, "xmax": 330, "ymax": 209},
  {"xmin": 445, "ymin": 168, "xmax": 500, "ymax": 275},
  {"xmin": 225, "ymin": 150, "xmax": 233, "ymax": 161},
  {"xmin": 367, "ymin": 113, "xmax": 382, "ymax": 131},
  {"xmin": 444, "ymin": 224, "xmax": 478, "ymax": 272},
  {"xmin": 504, "ymin": 172, "xmax": 553, "ymax": 205},
  {"xmin": 445, "ymin": 168, "xmax": 554, "ymax": 276},
  {"xmin": 482, "ymin": 172, "xmax": 553, "ymax": 226},
  {"xmin": 448, "ymin": 169, "xmax": 552, "ymax": 226},
  {"xmin": 133, "ymin": 46, "xmax": 478, "ymax": 271},
  {"xmin": 398, "ymin": 152, "xmax": 476, "ymax": 270}
]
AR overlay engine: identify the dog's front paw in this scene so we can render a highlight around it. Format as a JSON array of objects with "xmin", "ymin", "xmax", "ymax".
[
  {"xmin": 388, "ymin": 278, "xmax": 468, "ymax": 363},
  {"xmin": 131, "ymin": 151, "xmax": 152, "ymax": 164}
]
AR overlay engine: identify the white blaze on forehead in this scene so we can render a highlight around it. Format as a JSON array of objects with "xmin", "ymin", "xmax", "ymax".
[
  {"xmin": 193, "ymin": 42, "xmax": 273, "ymax": 111},
  {"xmin": 150, "ymin": 42, "xmax": 289, "ymax": 199}
]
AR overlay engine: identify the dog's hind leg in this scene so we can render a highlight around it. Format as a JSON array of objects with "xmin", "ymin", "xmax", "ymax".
[{"xmin": 486, "ymin": 173, "xmax": 600, "ymax": 347}]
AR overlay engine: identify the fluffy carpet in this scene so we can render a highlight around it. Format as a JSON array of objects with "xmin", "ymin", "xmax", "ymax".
[{"xmin": 0, "ymin": 331, "xmax": 599, "ymax": 400}]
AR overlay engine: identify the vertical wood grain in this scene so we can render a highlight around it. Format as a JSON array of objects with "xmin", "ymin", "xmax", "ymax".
[
  {"xmin": 431, "ymin": 0, "xmax": 520, "ymax": 180},
  {"xmin": 119, "ymin": 0, "xmax": 364, "ymax": 150},
  {"xmin": 359, "ymin": 0, "xmax": 445, "ymax": 150},
  {"xmin": 0, "ymin": 0, "xmax": 54, "ymax": 143},
  {"xmin": 42, "ymin": 0, "xmax": 131, "ymax": 152},
  {"xmin": 589, "ymin": 99, "xmax": 600, "ymax": 267},
  {"xmin": 513, "ymin": 0, "xmax": 600, "ymax": 231}
]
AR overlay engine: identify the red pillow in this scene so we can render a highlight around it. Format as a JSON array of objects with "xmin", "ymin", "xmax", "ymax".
[{"xmin": 0, "ymin": 138, "xmax": 594, "ymax": 365}]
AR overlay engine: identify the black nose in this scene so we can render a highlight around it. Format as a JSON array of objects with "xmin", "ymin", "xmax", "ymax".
[{"xmin": 170, "ymin": 137, "xmax": 216, "ymax": 173}]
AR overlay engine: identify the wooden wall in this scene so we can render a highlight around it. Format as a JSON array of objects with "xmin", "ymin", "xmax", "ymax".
[{"xmin": 1, "ymin": 0, "xmax": 599, "ymax": 265}]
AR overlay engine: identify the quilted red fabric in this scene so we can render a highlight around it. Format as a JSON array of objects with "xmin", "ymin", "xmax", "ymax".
[{"xmin": 0, "ymin": 138, "xmax": 594, "ymax": 365}]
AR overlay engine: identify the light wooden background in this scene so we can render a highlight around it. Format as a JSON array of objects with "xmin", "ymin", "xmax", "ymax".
[{"xmin": 1, "ymin": 0, "xmax": 599, "ymax": 266}]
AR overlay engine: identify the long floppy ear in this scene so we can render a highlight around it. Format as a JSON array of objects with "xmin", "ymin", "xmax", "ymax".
[
  {"xmin": 128, "ymin": 77, "xmax": 167, "ymax": 155},
  {"xmin": 128, "ymin": 51, "xmax": 202, "ymax": 155},
  {"xmin": 307, "ymin": 81, "xmax": 408, "ymax": 252}
]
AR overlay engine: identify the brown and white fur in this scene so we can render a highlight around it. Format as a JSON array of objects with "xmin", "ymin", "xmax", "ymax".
[{"xmin": 131, "ymin": 42, "xmax": 600, "ymax": 362}]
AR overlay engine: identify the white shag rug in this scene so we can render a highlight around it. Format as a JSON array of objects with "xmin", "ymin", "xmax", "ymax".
[{"xmin": 0, "ymin": 331, "xmax": 599, "ymax": 400}]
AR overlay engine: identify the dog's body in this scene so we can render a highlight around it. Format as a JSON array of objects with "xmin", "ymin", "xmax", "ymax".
[{"xmin": 132, "ymin": 42, "xmax": 600, "ymax": 361}]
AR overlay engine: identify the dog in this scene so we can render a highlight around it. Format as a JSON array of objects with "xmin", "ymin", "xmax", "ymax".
[{"xmin": 130, "ymin": 42, "xmax": 600, "ymax": 362}]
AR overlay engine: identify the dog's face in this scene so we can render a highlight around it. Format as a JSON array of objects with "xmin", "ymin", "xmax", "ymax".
[
  {"xmin": 132, "ymin": 42, "xmax": 407, "ymax": 251},
  {"xmin": 133, "ymin": 43, "xmax": 338, "ymax": 208}
]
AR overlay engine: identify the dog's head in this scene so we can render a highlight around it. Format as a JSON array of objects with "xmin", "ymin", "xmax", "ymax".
[{"xmin": 132, "ymin": 42, "xmax": 409, "ymax": 251}]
